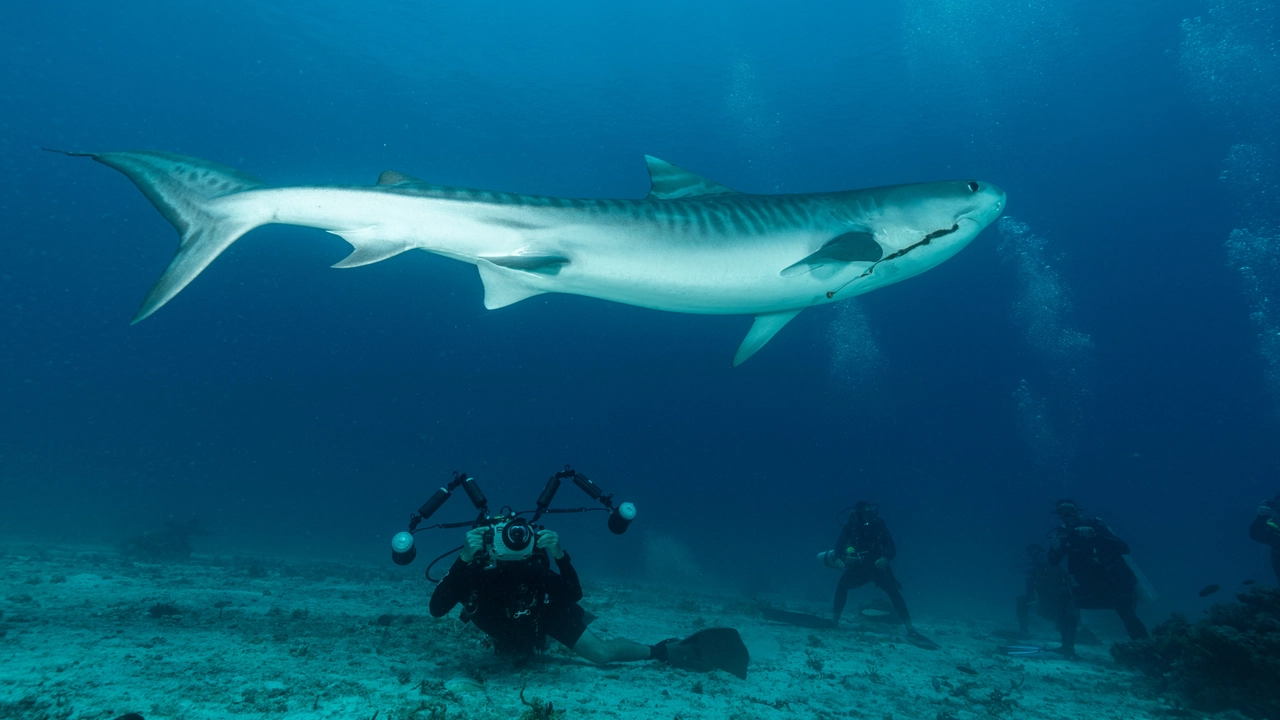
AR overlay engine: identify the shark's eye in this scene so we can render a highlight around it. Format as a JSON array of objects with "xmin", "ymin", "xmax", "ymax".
[{"xmin": 967, "ymin": 181, "xmax": 980, "ymax": 193}]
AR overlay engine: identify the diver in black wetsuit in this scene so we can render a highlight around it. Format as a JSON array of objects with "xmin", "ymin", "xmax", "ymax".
[
  {"xmin": 430, "ymin": 526, "xmax": 656, "ymax": 664},
  {"xmin": 415, "ymin": 467, "xmax": 749, "ymax": 677},
  {"xmin": 1016, "ymin": 543, "xmax": 1069, "ymax": 637},
  {"xmin": 1250, "ymin": 493, "xmax": 1280, "ymax": 583},
  {"xmin": 828, "ymin": 501, "xmax": 931, "ymax": 646},
  {"xmin": 1046, "ymin": 499, "xmax": 1148, "ymax": 657}
]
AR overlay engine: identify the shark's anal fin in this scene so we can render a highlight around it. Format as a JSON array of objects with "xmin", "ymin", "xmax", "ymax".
[
  {"xmin": 781, "ymin": 231, "xmax": 882, "ymax": 278},
  {"xmin": 329, "ymin": 227, "xmax": 413, "ymax": 268},
  {"xmin": 644, "ymin": 156, "xmax": 740, "ymax": 200},
  {"xmin": 476, "ymin": 260, "xmax": 547, "ymax": 309},
  {"xmin": 733, "ymin": 309, "xmax": 802, "ymax": 366}
]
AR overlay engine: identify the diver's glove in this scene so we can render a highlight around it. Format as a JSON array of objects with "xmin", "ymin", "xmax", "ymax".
[
  {"xmin": 537, "ymin": 529, "xmax": 565, "ymax": 560},
  {"xmin": 459, "ymin": 527, "xmax": 487, "ymax": 563},
  {"xmin": 874, "ymin": 557, "xmax": 889, "ymax": 570},
  {"xmin": 1073, "ymin": 526, "xmax": 1096, "ymax": 538},
  {"xmin": 1259, "ymin": 503, "xmax": 1277, "ymax": 517}
]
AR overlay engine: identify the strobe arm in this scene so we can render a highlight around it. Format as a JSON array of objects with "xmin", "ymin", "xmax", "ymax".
[
  {"xmin": 538, "ymin": 465, "xmax": 636, "ymax": 534},
  {"xmin": 395, "ymin": 472, "xmax": 491, "ymax": 566},
  {"xmin": 408, "ymin": 471, "xmax": 489, "ymax": 532}
]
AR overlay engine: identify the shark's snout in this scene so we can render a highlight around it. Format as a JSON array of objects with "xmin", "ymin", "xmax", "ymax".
[{"xmin": 968, "ymin": 182, "xmax": 1006, "ymax": 227}]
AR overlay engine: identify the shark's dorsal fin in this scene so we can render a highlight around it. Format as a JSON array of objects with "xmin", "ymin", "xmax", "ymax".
[
  {"xmin": 644, "ymin": 156, "xmax": 740, "ymax": 200},
  {"xmin": 733, "ymin": 309, "xmax": 802, "ymax": 366},
  {"xmin": 781, "ymin": 231, "xmax": 883, "ymax": 279},
  {"xmin": 377, "ymin": 170, "xmax": 433, "ymax": 188}
]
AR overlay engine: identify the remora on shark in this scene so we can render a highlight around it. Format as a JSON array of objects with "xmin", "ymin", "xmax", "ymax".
[{"xmin": 54, "ymin": 150, "xmax": 1005, "ymax": 364}]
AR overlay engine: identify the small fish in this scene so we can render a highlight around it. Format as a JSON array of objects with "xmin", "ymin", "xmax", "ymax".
[
  {"xmin": 956, "ymin": 664, "xmax": 979, "ymax": 676},
  {"xmin": 1243, "ymin": 579, "xmax": 1256, "ymax": 586},
  {"xmin": 1198, "ymin": 584, "xmax": 1221, "ymax": 597},
  {"xmin": 931, "ymin": 677, "xmax": 942, "ymax": 692}
]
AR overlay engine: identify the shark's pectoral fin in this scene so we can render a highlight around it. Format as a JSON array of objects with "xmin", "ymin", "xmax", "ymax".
[
  {"xmin": 481, "ymin": 254, "xmax": 569, "ymax": 274},
  {"xmin": 476, "ymin": 260, "xmax": 547, "ymax": 310},
  {"xmin": 781, "ymin": 231, "xmax": 882, "ymax": 278},
  {"xmin": 644, "ymin": 156, "xmax": 741, "ymax": 200},
  {"xmin": 733, "ymin": 309, "xmax": 803, "ymax": 366},
  {"xmin": 329, "ymin": 228, "xmax": 413, "ymax": 268}
]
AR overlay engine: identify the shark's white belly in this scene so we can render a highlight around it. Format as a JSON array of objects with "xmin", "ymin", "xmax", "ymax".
[{"xmin": 544, "ymin": 225, "xmax": 837, "ymax": 314}]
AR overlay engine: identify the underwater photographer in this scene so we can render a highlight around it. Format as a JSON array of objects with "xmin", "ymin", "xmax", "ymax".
[{"xmin": 392, "ymin": 466, "xmax": 748, "ymax": 678}]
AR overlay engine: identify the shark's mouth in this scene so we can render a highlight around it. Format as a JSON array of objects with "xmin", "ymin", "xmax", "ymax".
[{"xmin": 824, "ymin": 223, "xmax": 960, "ymax": 298}]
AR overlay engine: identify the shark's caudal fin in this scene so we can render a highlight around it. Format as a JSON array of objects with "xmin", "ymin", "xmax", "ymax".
[
  {"xmin": 46, "ymin": 149, "xmax": 267, "ymax": 323},
  {"xmin": 733, "ymin": 309, "xmax": 802, "ymax": 366}
]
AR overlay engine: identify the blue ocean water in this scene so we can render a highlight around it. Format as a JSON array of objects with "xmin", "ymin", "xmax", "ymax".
[{"xmin": 1, "ymin": 0, "xmax": 1277, "ymax": 626}]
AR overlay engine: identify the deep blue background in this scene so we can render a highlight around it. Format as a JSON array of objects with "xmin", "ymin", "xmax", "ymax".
[{"xmin": 2, "ymin": 0, "xmax": 1276, "ymax": 625}]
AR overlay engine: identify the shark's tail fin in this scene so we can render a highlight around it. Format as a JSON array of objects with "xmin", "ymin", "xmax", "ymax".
[{"xmin": 47, "ymin": 149, "xmax": 268, "ymax": 322}]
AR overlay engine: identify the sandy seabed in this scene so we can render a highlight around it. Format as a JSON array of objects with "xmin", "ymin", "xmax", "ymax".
[{"xmin": 0, "ymin": 543, "xmax": 1192, "ymax": 720}]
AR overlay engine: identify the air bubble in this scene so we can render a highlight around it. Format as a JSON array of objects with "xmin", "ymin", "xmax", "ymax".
[
  {"xmin": 827, "ymin": 300, "xmax": 887, "ymax": 393},
  {"xmin": 998, "ymin": 219, "xmax": 1094, "ymax": 479}
]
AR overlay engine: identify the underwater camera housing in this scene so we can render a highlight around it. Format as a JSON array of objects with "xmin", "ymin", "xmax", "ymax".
[
  {"xmin": 391, "ymin": 465, "xmax": 636, "ymax": 581},
  {"xmin": 486, "ymin": 517, "xmax": 536, "ymax": 562}
]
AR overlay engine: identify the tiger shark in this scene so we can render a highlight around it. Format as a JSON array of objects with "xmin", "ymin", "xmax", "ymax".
[{"xmin": 53, "ymin": 149, "xmax": 1005, "ymax": 364}]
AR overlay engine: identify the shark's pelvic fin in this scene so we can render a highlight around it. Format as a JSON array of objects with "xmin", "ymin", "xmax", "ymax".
[
  {"xmin": 45, "ymin": 149, "xmax": 268, "ymax": 323},
  {"xmin": 781, "ymin": 231, "xmax": 882, "ymax": 278},
  {"xmin": 476, "ymin": 260, "xmax": 547, "ymax": 309},
  {"xmin": 733, "ymin": 309, "xmax": 803, "ymax": 366},
  {"xmin": 644, "ymin": 156, "xmax": 740, "ymax": 200}
]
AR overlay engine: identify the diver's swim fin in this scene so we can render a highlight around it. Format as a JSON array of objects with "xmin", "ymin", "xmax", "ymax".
[
  {"xmin": 759, "ymin": 606, "xmax": 835, "ymax": 629},
  {"xmin": 662, "ymin": 628, "xmax": 749, "ymax": 679},
  {"xmin": 999, "ymin": 644, "xmax": 1043, "ymax": 654},
  {"xmin": 999, "ymin": 644, "xmax": 1071, "ymax": 660},
  {"xmin": 906, "ymin": 629, "xmax": 941, "ymax": 650}
]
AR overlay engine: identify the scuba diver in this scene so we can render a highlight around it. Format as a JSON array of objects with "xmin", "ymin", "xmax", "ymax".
[
  {"xmin": 1250, "ymin": 492, "xmax": 1280, "ymax": 583},
  {"xmin": 1041, "ymin": 498, "xmax": 1148, "ymax": 658},
  {"xmin": 1002, "ymin": 543, "xmax": 1102, "ymax": 646},
  {"xmin": 1016, "ymin": 543, "xmax": 1067, "ymax": 638},
  {"xmin": 823, "ymin": 501, "xmax": 938, "ymax": 649},
  {"xmin": 393, "ymin": 466, "xmax": 748, "ymax": 678}
]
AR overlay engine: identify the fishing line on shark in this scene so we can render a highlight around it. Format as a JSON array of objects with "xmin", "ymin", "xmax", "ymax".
[{"xmin": 826, "ymin": 224, "xmax": 961, "ymax": 299}]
